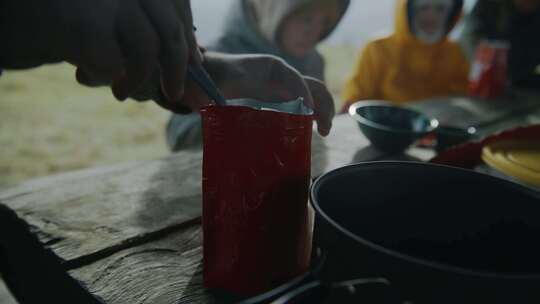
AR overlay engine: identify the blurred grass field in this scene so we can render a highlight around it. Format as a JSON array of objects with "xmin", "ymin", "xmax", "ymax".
[
  {"xmin": 0, "ymin": 64, "xmax": 171, "ymax": 187},
  {"xmin": 0, "ymin": 45, "xmax": 359, "ymax": 187}
]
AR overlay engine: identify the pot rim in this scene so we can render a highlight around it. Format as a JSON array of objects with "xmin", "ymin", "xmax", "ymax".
[{"xmin": 310, "ymin": 161, "xmax": 540, "ymax": 280}]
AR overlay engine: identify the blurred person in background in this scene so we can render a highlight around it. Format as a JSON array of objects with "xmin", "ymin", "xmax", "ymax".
[
  {"xmin": 459, "ymin": 0, "xmax": 540, "ymax": 90},
  {"xmin": 341, "ymin": 0, "xmax": 469, "ymax": 112},
  {"xmin": 166, "ymin": 0, "xmax": 350, "ymax": 151},
  {"xmin": 210, "ymin": 0, "xmax": 350, "ymax": 79}
]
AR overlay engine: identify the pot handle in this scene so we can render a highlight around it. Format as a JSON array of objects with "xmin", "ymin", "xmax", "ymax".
[
  {"xmin": 238, "ymin": 248, "xmax": 328, "ymax": 304},
  {"xmin": 271, "ymin": 278, "xmax": 393, "ymax": 304},
  {"xmin": 309, "ymin": 247, "xmax": 403, "ymax": 303},
  {"xmin": 237, "ymin": 271, "xmax": 317, "ymax": 304},
  {"xmin": 239, "ymin": 247, "xmax": 400, "ymax": 304}
]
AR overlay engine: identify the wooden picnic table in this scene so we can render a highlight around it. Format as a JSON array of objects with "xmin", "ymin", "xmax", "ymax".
[{"xmin": 1, "ymin": 95, "xmax": 539, "ymax": 304}]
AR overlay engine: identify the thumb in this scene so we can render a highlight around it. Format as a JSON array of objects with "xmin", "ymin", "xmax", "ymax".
[{"xmin": 303, "ymin": 76, "xmax": 335, "ymax": 137}]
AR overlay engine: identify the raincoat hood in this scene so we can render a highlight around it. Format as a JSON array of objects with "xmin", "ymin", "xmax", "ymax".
[
  {"xmin": 208, "ymin": 0, "xmax": 349, "ymax": 79},
  {"xmin": 247, "ymin": 0, "xmax": 350, "ymax": 45},
  {"xmin": 395, "ymin": 0, "xmax": 464, "ymax": 45},
  {"xmin": 341, "ymin": 0, "xmax": 469, "ymax": 107}
]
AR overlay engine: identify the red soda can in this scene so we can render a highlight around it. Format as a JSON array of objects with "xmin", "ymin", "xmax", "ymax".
[{"xmin": 469, "ymin": 40, "xmax": 510, "ymax": 99}]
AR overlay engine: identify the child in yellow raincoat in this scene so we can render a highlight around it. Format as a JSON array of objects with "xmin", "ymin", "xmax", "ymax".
[{"xmin": 341, "ymin": 0, "xmax": 470, "ymax": 112}]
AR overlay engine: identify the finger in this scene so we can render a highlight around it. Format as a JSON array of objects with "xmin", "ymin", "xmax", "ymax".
[
  {"xmin": 76, "ymin": 67, "xmax": 109, "ymax": 87},
  {"xmin": 71, "ymin": 54, "xmax": 124, "ymax": 87},
  {"xmin": 268, "ymin": 57, "xmax": 315, "ymax": 107},
  {"xmin": 209, "ymin": 54, "xmax": 313, "ymax": 103},
  {"xmin": 68, "ymin": 35, "xmax": 124, "ymax": 88},
  {"xmin": 171, "ymin": 0, "xmax": 202, "ymax": 64},
  {"xmin": 154, "ymin": 79, "xmax": 210, "ymax": 113},
  {"xmin": 113, "ymin": 0, "xmax": 160, "ymax": 101},
  {"xmin": 304, "ymin": 76, "xmax": 335, "ymax": 136},
  {"xmin": 150, "ymin": 76, "xmax": 201, "ymax": 114},
  {"xmin": 263, "ymin": 57, "xmax": 335, "ymax": 136},
  {"xmin": 154, "ymin": 97, "xmax": 193, "ymax": 114},
  {"xmin": 140, "ymin": 0, "xmax": 189, "ymax": 104}
]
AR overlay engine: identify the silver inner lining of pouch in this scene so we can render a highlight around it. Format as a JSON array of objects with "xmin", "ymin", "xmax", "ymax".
[{"xmin": 225, "ymin": 98, "xmax": 313, "ymax": 116}]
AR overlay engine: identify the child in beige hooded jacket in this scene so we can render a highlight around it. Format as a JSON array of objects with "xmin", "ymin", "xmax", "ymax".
[{"xmin": 166, "ymin": 0, "xmax": 349, "ymax": 151}]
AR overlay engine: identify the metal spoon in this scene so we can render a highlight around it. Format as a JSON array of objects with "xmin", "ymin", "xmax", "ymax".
[{"xmin": 187, "ymin": 64, "xmax": 227, "ymax": 106}]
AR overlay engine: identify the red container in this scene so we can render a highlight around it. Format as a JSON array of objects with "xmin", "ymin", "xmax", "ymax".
[
  {"xmin": 469, "ymin": 40, "xmax": 510, "ymax": 99},
  {"xmin": 201, "ymin": 100, "xmax": 314, "ymax": 296}
]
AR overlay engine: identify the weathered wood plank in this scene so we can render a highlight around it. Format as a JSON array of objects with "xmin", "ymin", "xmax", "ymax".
[
  {"xmin": 0, "ymin": 115, "xmax": 428, "ymax": 269},
  {"xmin": 70, "ymin": 225, "xmax": 237, "ymax": 304},
  {"xmin": 0, "ymin": 151, "xmax": 204, "ymax": 265},
  {"xmin": 0, "ymin": 115, "xmax": 378, "ymax": 304},
  {"xmin": 0, "ymin": 115, "xmax": 377, "ymax": 265},
  {"xmin": 61, "ymin": 117, "xmax": 433, "ymax": 304},
  {"xmin": 0, "ymin": 204, "xmax": 104, "ymax": 304}
]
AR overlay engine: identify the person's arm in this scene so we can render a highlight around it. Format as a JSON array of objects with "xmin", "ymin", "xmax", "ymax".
[
  {"xmin": 0, "ymin": 0, "xmax": 335, "ymax": 135},
  {"xmin": 340, "ymin": 44, "xmax": 380, "ymax": 113},
  {"xmin": 114, "ymin": 51, "xmax": 335, "ymax": 136},
  {"xmin": 0, "ymin": 0, "xmax": 200, "ymax": 107}
]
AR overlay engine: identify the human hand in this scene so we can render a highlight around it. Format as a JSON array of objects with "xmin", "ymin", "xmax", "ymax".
[
  {"xmin": 0, "ymin": 0, "xmax": 200, "ymax": 107},
  {"xmin": 203, "ymin": 53, "xmax": 335, "ymax": 136}
]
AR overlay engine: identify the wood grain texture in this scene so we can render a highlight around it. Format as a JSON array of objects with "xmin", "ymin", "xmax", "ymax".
[
  {"xmin": 61, "ymin": 117, "xmax": 390, "ymax": 304},
  {"xmin": 70, "ymin": 225, "xmax": 236, "ymax": 304},
  {"xmin": 0, "ymin": 115, "xmax": 425, "ymax": 267},
  {"xmin": 0, "ymin": 151, "xmax": 204, "ymax": 265},
  {"xmin": 0, "ymin": 114, "xmax": 436, "ymax": 304}
]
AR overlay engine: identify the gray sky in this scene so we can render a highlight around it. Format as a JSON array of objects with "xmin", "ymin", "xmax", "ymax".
[{"xmin": 192, "ymin": 0, "xmax": 477, "ymax": 47}]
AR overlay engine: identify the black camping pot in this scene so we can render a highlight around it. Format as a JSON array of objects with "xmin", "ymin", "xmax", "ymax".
[{"xmin": 241, "ymin": 162, "xmax": 540, "ymax": 304}]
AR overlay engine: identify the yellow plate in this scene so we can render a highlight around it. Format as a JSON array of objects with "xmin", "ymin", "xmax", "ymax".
[{"xmin": 482, "ymin": 140, "xmax": 540, "ymax": 187}]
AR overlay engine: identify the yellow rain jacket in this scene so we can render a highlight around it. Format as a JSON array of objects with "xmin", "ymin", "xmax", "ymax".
[{"xmin": 341, "ymin": 0, "xmax": 470, "ymax": 110}]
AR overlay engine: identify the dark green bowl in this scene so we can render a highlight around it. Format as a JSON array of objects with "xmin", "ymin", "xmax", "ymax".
[
  {"xmin": 435, "ymin": 126, "xmax": 477, "ymax": 152},
  {"xmin": 349, "ymin": 101, "xmax": 439, "ymax": 153}
]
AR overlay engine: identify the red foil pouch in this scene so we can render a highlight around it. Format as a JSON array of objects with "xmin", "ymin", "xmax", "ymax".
[
  {"xmin": 469, "ymin": 40, "xmax": 510, "ymax": 99},
  {"xmin": 201, "ymin": 99, "xmax": 314, "ymax": 296}
]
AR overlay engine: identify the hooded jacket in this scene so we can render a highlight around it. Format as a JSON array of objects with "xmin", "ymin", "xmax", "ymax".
[
  {"xmin": 166, "ymin": 0, "xmax": 349, "ymax": 151},
  {"xmin": 341, "ymin": 0, "xmax": 470, "ymax": 110},
  {"xmin": 208, "ymin": 0, "xmax": 350, "ymax": 80}
]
